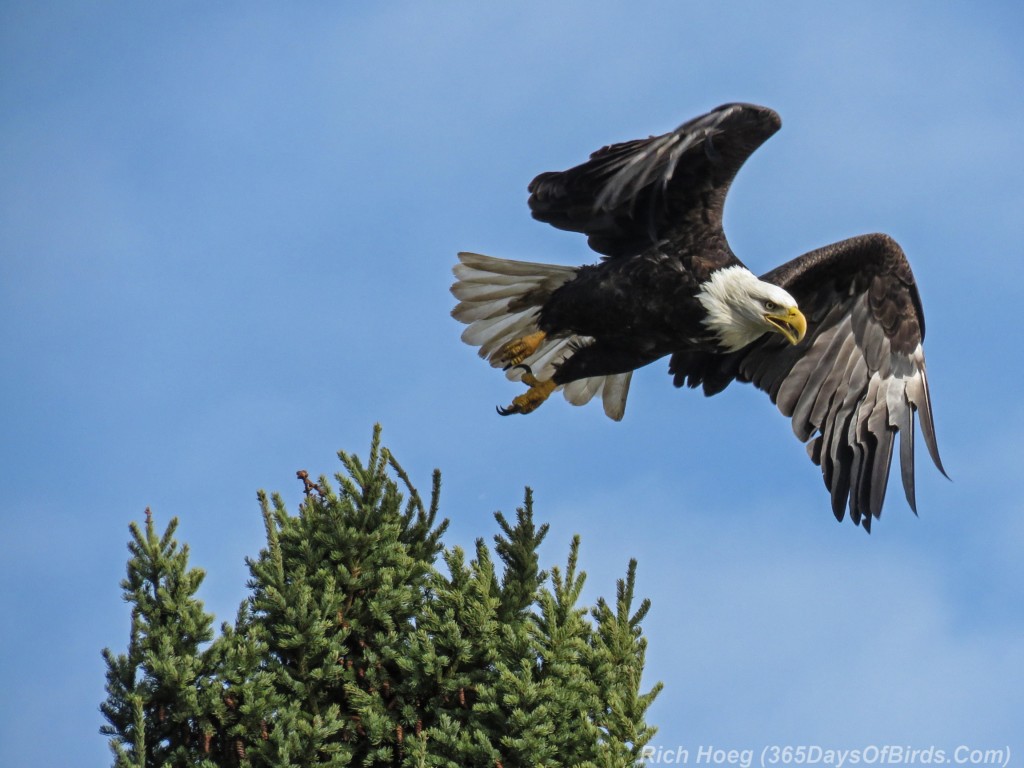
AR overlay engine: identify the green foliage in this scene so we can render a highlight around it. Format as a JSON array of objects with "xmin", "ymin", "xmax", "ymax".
[
  {"xmin": 101, "ymin": 426, "xmax": 661, "ymax": 767},
  {"xmin": 100, "ymin": 512, "xmax": 222, "ymax": 767}
]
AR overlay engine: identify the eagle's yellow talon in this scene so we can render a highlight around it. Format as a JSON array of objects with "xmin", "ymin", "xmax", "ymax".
[
  {"xmin": 496, "ymin": 375, "xmax": 556, "ymax": 416},
  {"xmin": 491, "ymin": 331, "xmax": 547, "ymax": 368}
]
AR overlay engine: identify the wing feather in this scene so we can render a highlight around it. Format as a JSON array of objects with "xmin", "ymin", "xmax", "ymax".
[
  {"xmin": 527, "ymin": 103, "xmax": 782, "ymax": 258},
  {"xmin": 910, "ymin": 365, "xmax": 944, "ymax": 474},
  {"xmin": 866, "ymin": 384, "xmax": 896, "ymax": 520}
]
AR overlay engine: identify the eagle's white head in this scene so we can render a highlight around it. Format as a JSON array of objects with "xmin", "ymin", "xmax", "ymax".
[{"xmin": 697, "ymin": 265, "xmax": 807, "ymax": 352}]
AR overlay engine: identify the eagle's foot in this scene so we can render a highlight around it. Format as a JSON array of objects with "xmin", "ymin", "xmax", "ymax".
[
  {"xmin": 491, "ymin": 331, "xmax": 547, "ymax": 369},
  {"xmin": 496, "ymin": 366, "xmax": 556, "ymax": 416}
]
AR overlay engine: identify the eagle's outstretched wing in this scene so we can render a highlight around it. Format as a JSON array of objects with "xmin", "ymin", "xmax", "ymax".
[
  {"xmin": 670, "ymin": 234, "xmax": 946, "ymax": 530},
  {"xmin": 527, "ymin": 103, "xmax": 781, "ymax": 258}
]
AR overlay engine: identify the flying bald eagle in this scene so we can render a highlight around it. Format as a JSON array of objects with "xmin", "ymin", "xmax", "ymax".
[{"xmin": 451, "ymin": 103, "xmax": 945, "ymax": 530}]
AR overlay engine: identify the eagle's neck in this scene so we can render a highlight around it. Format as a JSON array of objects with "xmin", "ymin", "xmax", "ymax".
[{"xmin": 696, "ymin": 265, "xmax": 771, "ymax": 352}]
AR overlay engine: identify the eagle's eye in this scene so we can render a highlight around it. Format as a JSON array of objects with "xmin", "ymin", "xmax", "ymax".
[{"xmin": 764, "ymin": 300, "xmax": 777, "ymax": 311}]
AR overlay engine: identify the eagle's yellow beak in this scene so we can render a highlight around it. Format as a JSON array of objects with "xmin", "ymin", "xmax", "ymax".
[{"xmin": 765, "ymin": 306, "xmax": 807, "ymax": 345}]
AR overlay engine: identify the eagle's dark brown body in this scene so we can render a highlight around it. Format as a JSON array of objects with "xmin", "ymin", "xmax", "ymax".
[{"xmin": 537, "ymin": 246, "xmax": 730, "ymax": 382}]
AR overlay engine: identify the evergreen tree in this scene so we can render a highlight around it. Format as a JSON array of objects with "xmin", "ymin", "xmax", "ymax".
[
  {"xmin": 100, "ymin": 511, "xmax": 223, "ymax": 767},
  {"xmin": 101, "ymin": 426, "xmax": 662, "ymax": 767}
]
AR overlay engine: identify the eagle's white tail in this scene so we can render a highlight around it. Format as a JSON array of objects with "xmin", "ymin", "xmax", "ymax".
[{"xmin": 451, "ymin": 251, "xmax": 633, "ymax": 420}]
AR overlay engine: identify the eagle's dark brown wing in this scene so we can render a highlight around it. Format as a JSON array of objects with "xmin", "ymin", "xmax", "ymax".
[
  {"xmin": 527, "ymin": 103, "xmax": 781, "ymax": 258},
  {"xmin": 670, "ymin": 234, "xmax": 946, "ymax": 530}
]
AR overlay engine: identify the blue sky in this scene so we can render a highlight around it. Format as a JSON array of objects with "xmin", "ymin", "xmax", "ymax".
[{"xmin": 2, "ymin": 2, "xmax": 1022, "ymax": 765}]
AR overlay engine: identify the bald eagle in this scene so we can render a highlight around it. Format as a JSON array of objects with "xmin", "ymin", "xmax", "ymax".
[{"xmin": 451, "ymin": 103, "xmax": 945, "ymax": 530}]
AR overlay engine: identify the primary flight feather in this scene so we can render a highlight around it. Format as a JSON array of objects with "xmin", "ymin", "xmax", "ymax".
[{"xmin": 451, "ymin": 103, "xmax": 946, "ymax": 530}]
